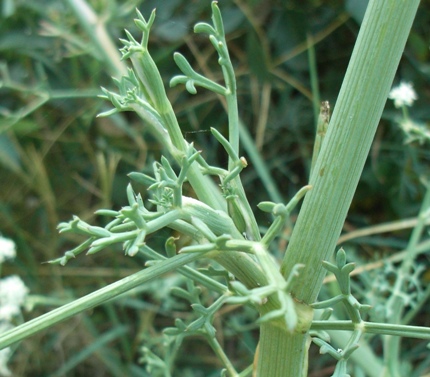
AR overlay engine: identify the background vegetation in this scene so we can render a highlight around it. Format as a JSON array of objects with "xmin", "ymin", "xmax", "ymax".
[{"xmin": 1, "ymin": 0, "xmax": 429, "ymax": 375}]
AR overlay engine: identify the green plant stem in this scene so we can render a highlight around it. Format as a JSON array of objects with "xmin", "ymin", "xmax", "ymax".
[
  {"xmin": 206, "ymin": 334, "xmax": 240, "ymax": 377},
  {"xmin": 217, "ymin": 9, "xmax": 260, "ymax": 241},
  {"xmin": 225, "ymin": 65, "xmax": 239, "ymax": 164},
  {"xmin": 326, "ymin": 326, "xmax": 384, "ymax": 377},
  {"xmin": 257, "ymin": 325, "xmax": 309, "ymax": 377},
  {"xmin": 383, "ymin": 184, "xmax": 430, "ymax": 376},
  {"xmin": 400, "ymin": 183, "xmax": 430, "ymax": 271},
  {"xmin": 307, "ymin": 32, "xmax": 321, "ymax": 127},
  {"xmin": 68, "ymin": 0, "xmax": 224, "ymax": 209},
  {"xmin": 402, "ymin": 280, "xmax": 430, "ymax": 326},
  {"xmin": 0, "ymin": 251, "xmax": 206, "ymax": 350},
  {"xmin": 66, "ymin": 0, "xmax": 127, "ymax": 78},
  {"xmin": 282, "ymin": 0, "xmax": 419, "ymax": 301},
  {"xmin": 140, "ymin": 246, "xmax": 227, "ymax": 294},
  {"xmin": 239, "ymin": 121, "xmax": 284, "ymax": 204},
  {"xmin": 311, "ymin": 320, "xmax": 430, "ymax": 339},
  {"xmin": 256, "ymin": 1, "xmax": 420, "ymax": 375}
]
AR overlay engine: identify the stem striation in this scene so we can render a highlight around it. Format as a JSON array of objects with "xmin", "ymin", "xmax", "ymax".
[{"xmin": 257, "ymin": 0, "xmax": 420, "ymax": 375}]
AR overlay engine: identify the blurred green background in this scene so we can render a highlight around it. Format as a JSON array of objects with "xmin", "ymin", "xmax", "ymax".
[{"xmin": 1, "ymin": 0, "xmax": 429, "ymax": 376}]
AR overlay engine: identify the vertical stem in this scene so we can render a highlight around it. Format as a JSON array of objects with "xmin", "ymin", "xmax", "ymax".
[
  {"xmin": 239, "ymin": 121, "xmax": 284, "ymax": 204},
  {"xmin": 225, "ymin": 67, "xmax": 239, "ymax": 165},
  {"xmin": 307, "ymin": 32, "xmax": 321, "ymax": 126},
  {"xmin": 256, "ymin": 0, "xmax": 419, "ymax": 375},
  {"xmin": 66, "ymin": 0, "xmax": 127, "ymax": 78},
  {"xmin": 281, "ymin": 0, "xmax": 420, "ymax": 304},
  {"xmin": 256, "ymin": 326, "xmax": 309, "ymax": 377},
  {"xmin": 383, "ymin": 184, "xmax": 430, "ymax": 375},
  {"xmin": 224, "ymin": 42, "xmax": 260, "ymax": 240}
]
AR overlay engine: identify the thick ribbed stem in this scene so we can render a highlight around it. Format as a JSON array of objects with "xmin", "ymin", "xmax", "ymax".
[{"xmin": 256, "ymin": 1, "xmax": 420, "ymax": 375}]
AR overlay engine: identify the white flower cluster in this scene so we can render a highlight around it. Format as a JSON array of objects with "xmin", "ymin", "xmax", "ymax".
[
  {"xmin": 0, "ymin": 276, "xmax": 29, "ymax": 322},
  {"xmin": 0, "ymin": 237, "xmax": 29, "ymax": 376},
  {"xmin": 388, "ymin": 81, "xmax": 429, "ymax": 144},
  {"xmin": 0, "ymin": 238, "xmax": 15, "ymax": 265},
  {"xmin": 388, "ymin": 81, "xmax": 417, "ymax": 108}
]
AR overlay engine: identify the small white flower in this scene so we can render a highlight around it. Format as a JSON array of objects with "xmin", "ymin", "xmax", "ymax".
[
  {"xmin": 0, "ymin": 275, "xmax": 29, "ymax": 321},
  {"xmin": 0, "ymin": 238, "xmax": 16, "ymax": 264},
  {"xmin": 388, "ymin": 82, "xmax": 417, "ymax": 108}
]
